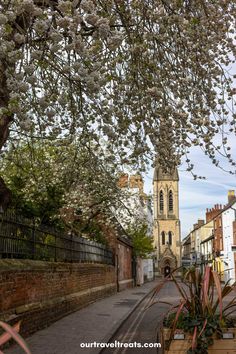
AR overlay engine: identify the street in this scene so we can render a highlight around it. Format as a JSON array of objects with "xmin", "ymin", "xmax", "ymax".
[{"xmin": 100, "ymin": 281, "xmax": 180, "ymax": 354}]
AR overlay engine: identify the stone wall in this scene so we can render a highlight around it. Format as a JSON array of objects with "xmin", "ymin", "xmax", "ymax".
[{"xmin": 0, "ymin": 259, "xmax": 116, "ymax": 336}]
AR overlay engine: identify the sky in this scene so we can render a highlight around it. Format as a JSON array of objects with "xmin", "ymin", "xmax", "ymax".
[{"xmin": 144, "ymin": 143, "xmax": 236, "ymax": 239}]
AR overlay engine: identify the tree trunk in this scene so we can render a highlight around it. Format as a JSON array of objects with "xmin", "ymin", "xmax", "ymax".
[
  {"xmin": 0, "ymin": 58, "xmax": 13, "ymax": 147},
  {"xmin": 0, "ymin": 177, "xmax": 11, "ymax": 212},
  {"xmin": 0, "ymin": 60, "xmax": 13, "ymax": 208}
]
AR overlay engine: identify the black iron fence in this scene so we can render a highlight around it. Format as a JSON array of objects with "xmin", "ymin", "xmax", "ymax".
[{"xmin": 0, "ymin": 211, "xmax": 114, "ymax": 265}]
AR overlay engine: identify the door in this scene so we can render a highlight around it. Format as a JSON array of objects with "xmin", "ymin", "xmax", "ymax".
[
  {"xmin": 164, "ymin": 265, "xmax": 171, "ymax": 277},
  {"xmin": 116, "ymin": 254, "xmax": 119, "ymax": 291}
]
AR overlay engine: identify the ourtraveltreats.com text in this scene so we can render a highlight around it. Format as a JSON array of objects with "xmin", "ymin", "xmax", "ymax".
[{"xmin": 80, "ymin": 341, "xmax": 161, "ymax": 349}]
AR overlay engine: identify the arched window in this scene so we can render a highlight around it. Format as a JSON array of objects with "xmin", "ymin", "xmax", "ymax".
[
  {"xmin": 169, "ymin": 190, "xmax": 173, "ymax": 212},
  {"xmin": 159, "ymin": 190, "xmax": 164, "ymax": 213},
  {"xmin": 161, "ymin": 231, "xmax": 165, "ymax": 245},
  {"xmin": 168, "ymin": 231, "xmax": 172, "ymax": 245}
]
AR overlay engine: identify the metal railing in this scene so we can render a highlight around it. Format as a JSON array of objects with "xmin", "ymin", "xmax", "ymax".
[{"xmin": 0, "ymin": 211, "xmax": 114, "ymax": 265}]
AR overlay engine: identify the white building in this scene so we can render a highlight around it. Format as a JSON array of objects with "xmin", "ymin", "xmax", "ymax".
[
  {"xmin": 116, "ymin": 174, "xmax": 154, "ymax": 283},
  {"xmin": 222, "ymin": 199, "xmax": 236, "ymax": 284}
]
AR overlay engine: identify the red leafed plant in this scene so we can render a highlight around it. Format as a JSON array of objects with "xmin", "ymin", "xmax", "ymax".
[
  {"xmin": 0, "ymin": 321, "xmax": 31, "ymax": 354},
  {"xmin": 151, "ymin": 266, "xmax": 236, "ymax": 354}
]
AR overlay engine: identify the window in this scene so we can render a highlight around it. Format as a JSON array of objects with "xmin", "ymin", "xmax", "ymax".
[
  {"xmin": 159, "ymin": 190, "xmax": 164, "ymax": 213},
  {"xmin": 169, "ymin": 190, "xmax": 173, "ymax": 212},
  {"xmin": 168, "ymin": 231, "xmax": 172, "ymax": 245},
  {"xmin": 161, "ymin": 231, "xmax": 165, "ymax": 245}
]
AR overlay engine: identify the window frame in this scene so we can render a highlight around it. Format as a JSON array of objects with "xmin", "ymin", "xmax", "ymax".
[
  {"xmin": 161, "ymin": 231, "xmax": 165, "ymax": 245},
  {"xmin": 168, "ymin": 231, "xmax": 172, "ymax": 245},
  {"xmin": 159, "ymin": 190, "xmax": 164, "ymax": 213},
  {"xmin": 168, "ymin": 190, "xmax": 173, "ymax": 213}
]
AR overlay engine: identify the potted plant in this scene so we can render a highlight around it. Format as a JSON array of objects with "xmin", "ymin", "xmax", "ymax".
[
  {"xmin": 154, "ymin": 266, "xmax": 236, "ymax": 354},
  {"xmin": 0, "ymin": 321, "xmax": 31, "ymax": 353}
]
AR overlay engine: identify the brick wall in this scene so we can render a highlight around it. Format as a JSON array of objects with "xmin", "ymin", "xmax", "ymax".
[
  {"xmin": 0, "ymin": 260, "xmax": 116, "ymax": 336},
  {"xmin": 206, "ymin": 205, "xmax": 223, "ymax": 223},
  {"xmin": 117, "ymin": 240, "xmax": 133, "ymax": 291},
  {"xmin": 97, "ymin": 218, "xmax": 134, "ymax": 291},
  {"xmin": 214, "ymin": 214, "xmax": 223, "ymax": 253}
]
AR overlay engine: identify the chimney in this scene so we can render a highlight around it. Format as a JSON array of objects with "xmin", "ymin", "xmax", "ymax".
[
  {"xmin": 117, "ymin": 174, "xmax": 129, "ymax": 188},
  {"xmin": 228, "ymin": 190, "xmax": 235, "ymax": 203},
  {"xmin": 129, "ymin": 174, "xmax": 144, "ymax": 192},
  {"xmin": 193, "ymin": 219, "xmax": 204, "ymax": 230},
  {"xmin": 206, "ymin": 204, "xmax": 223, "ymax": 223},
  {"xmin": 198, "ymin": 219, "xmax": 204, "ymax": 227}
]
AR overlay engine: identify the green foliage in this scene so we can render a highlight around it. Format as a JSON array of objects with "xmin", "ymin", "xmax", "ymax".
[
  {"xmin": 72, "ymin": 219, "xmax": 108, "ymax": 245},
  {"xmin": 127, "ymin": 223, "xmax": 154, "ymax": 258},
  {"xmin": 0, "ymin": 144, "xmax": 65, "ymax": 226},
  {"xmin": 0, "ymin": 139, "xmax": 123, "ymax": 231}
]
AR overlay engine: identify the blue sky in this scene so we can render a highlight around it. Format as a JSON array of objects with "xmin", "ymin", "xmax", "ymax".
[{"xmin": 144, "ymin": 143, "xmax": 236, "ymax": 239}]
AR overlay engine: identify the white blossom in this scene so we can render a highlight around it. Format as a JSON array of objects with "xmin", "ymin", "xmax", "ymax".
[
  {"xmin": 86, "ymin": 14, "xmax": 99, "ymax": 26},
  {"xmin": 18, "ymin": 82, "xmax": 29, "ymax": 93},
  {"xmin": 19, "ymin": 118, "xmax": 32, "ymax": 131},
  {"xmin": 27, "ymin": 75, "xmax": 37, "ymax": 85},
  {"xmin": 81, "ymin": 0, "xmax": 94, "ymax": 13},
  {"xmin": 57, "ymin": 17, "xmax": 71, "ymax": 28},
  {"xmin": 0, "ymin": 0, "xmax": 235, "ymax": 180},
  {"xmin": 14, "ymin": 33, "xmax": 25, "ymax": 44},
  {"xmin": 38, "ymin": 97, "xmax": 48, "ymax": 109},
  {"xmin": 57, "ymin": 1, "xmax": 72, "ymax": 14},
  {"xmin": 47, "ymin": 109, "xmax": 56, "ymax": 118},
  {"xmin": 0, "ymin": 14, "xmax": 8, "ymax": 25}
]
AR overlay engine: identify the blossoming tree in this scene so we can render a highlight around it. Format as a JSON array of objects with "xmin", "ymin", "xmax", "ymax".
[
  {"xmin": 0, "ymin": 139, "xmax": 130, "ymax": 225},
  {"xmin": 0, "ymin": 0, "xmax": 236, "ymax": 201}
]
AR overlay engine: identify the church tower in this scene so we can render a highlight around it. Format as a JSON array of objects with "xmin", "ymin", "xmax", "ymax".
[{"xmin": 153, "ymin": 164, "xmax": 181, "ymax": 276}]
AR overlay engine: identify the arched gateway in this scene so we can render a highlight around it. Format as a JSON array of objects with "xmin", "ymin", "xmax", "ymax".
[{"xmin": 159, "ymin": 246, "xmax": 178, "ymax": 276}]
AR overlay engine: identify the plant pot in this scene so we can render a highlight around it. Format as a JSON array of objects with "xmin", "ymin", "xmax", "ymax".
[{"xmin": 162, "ymin": 327, "xmax": 236, "ymax": 354}]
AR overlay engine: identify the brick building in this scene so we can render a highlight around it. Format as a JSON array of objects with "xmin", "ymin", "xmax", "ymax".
[{"xmin": 183, "ymin": 191, "xmax": 236, "ymax": 283}]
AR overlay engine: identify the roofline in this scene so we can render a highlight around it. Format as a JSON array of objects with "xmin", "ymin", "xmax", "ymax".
[
  {"xmin": 206, "ymin": 197, "xmax": 236, "ymax": 222},
  {"xmin": 185, "ymin": 197, "xmax": 236, "ymax": 236},
  {"xmin": 200, "ymin": 234, "xmax": 214, "ymax": 244}
]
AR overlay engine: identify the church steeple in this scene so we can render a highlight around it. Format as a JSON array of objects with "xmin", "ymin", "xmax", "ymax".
[{"xmin": 153, "ymin": 161, "xmax": 181, "ymax": 277}]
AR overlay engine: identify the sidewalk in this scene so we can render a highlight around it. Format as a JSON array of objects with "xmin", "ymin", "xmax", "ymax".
[{"xmin": 5, "ymin": 280, "xmax": 160, "ymax": 354}]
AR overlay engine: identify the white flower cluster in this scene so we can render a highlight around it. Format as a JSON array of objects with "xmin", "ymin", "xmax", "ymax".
[{"xmin": 0, "ymin": 0, "xmax": 234, "ymax": 178}]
